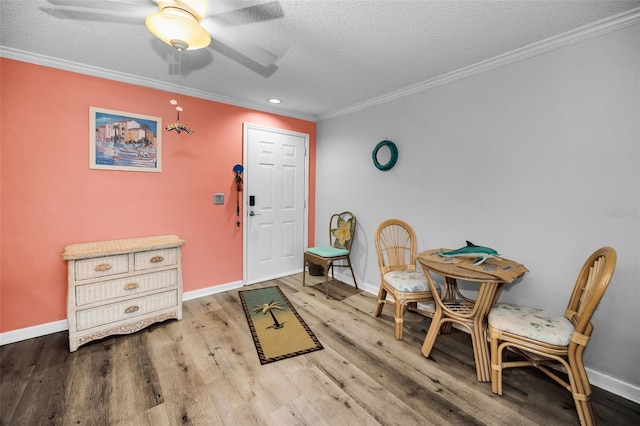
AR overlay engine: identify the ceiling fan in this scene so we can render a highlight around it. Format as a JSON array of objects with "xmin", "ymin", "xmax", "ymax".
[
  {"xmin": 146, "ymin": 0, "xmax": 214, "ymax": 51},
  {"xmin": 43, "ymin": 0, "xmax": 281, "ymax": 68}
]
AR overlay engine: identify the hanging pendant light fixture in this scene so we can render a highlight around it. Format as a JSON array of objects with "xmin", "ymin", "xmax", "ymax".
[{"xmin": 145, "ymin": 2, "xmax": 211, "ymax": 51}]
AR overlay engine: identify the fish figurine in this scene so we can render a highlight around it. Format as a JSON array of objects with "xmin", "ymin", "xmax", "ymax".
[
  {"xmin": 439, "ymin": 241, "xmax": 500, "ymax": 266},
  {"xmin": 166, "ymin": 122, "xmax": 194, "ymax": 134}
]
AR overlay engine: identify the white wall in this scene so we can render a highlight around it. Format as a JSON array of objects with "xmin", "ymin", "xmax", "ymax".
[{"xmin": 316, "ymin": 23, "xmax": 639, "ymax": 396}]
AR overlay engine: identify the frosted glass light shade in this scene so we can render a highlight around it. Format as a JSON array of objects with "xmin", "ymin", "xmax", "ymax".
[{"xmin": 145, "ymin": 7, "xmax": 211, "ymax": 50}]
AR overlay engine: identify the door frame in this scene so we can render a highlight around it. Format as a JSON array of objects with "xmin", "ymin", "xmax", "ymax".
[{"xmin": 242, "ymin": 122, "xmax": 309, "ymax": 285}]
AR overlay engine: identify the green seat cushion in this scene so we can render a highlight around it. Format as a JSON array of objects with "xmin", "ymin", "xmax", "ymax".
[{"xmin": 306, "ymin": 246, "xmax": 349, "ymax": 258}]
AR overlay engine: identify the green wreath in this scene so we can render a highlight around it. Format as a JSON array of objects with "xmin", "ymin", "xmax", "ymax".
[{"xmin": 372, "ymin": 140, "xmax": 398, "ymax": 171}]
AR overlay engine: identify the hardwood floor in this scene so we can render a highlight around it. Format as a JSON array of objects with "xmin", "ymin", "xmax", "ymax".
[{"xmin": 2, "ymin": 274, "xmax": 639, "ymax": 425}]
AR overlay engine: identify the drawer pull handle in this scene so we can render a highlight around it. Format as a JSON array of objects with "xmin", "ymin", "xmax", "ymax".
[
  {"xmin": 150, "ymin": 256, "xmax": 164, "ymax": 263},
  {"xmin": 95, "ymin": 263, "xmax": 112, "ymax": 272},
  {"xmin": 125, "ymin": 306, "xmax": 139, "ymax": 314},
  {"xmin": 124, "ymin": 283, "xmax": 139, "ymax": 291}
]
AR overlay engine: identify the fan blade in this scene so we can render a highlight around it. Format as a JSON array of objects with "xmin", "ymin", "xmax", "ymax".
[
  {"xmin": 200, "ymin": 18, "xmax": 277, "ymax": 68},
  {"xmin": 40, "ymin": 7, "xmax": 146, "ymax": 23},
  {"xmin": 211, "ymin": 0, "xmax": 273, "ymax": 16},
  {"xmin": 46, "ymin": 0, "xmax": 154, "ymax": 15},
  {"xmin": 210, "ymin": 1, "xmax": 283, "ymax": 25}
]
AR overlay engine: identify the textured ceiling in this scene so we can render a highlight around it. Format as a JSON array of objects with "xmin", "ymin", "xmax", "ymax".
[{"xmin": 1, "ymin": 0, "xmax": 639, "ymax": 121}]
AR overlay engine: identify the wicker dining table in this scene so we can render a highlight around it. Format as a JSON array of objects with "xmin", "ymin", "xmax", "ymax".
[{"xmin": 417, "ymin": 249, "xmax": 528, "ymax": 382}]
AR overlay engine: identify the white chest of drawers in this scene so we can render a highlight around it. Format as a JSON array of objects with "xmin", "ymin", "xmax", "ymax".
[{"xmin": 62, "ymin": 235, "xmax": 185, "ymax": 352}]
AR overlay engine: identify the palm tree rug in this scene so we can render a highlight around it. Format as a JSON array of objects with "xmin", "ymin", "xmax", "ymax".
[{"xmin": 238, "ymin": 286, "xmax": 324, "ymax": 365}]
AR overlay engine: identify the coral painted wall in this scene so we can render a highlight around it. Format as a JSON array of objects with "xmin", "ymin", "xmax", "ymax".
[{"xmin": 0, "ymin": 58, "xmax": 316, "ymax": 333}]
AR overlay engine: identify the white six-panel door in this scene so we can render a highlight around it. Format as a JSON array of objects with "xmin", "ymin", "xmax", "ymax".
[{"xmin": 244, "ymin": 124, "xmax": 308, "ymax": 284}]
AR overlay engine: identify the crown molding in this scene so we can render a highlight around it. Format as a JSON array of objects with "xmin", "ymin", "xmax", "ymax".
[
  {"xmin": 1, "ymin": 7, "xmax": 637, "ymax": 124},
  {"xmin": 318, "ymin": 7, "xmax": 640, "ymax": 122},
  {"xmin": 0, "ymin": 47, "xmax": 317, "ymax": 123}
]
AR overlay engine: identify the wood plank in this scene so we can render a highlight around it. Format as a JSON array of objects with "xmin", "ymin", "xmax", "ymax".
[
  {"xmin": 61, "ymin": 337, "xmax": 116, "ymax": 424},
  {"xmin": 144, "ymin": 318, "xmax": 223, "ymax": 424},
  {"xmin": 108, "ymin": 330, "xmax": 164, "ymax": 423}
]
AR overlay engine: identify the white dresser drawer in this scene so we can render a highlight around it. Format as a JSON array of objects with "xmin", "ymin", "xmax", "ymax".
[
  {"xmin": 63, "ymin": 235, "xmax": 184, "ymax": 351},
  {"xmin": 75, "ymin": 269, "xmax": 178, "ymax": 306},
  {"xmin": 75, "ymin": 254, "xmax": 129, "ymax": 280},
  {"xmin": 134, "ymin": 248, "xmax": 177, "ymax": 271},
  {"xmin": 75, "ymin": 290, "xmax": 178, "ymax": 331}
]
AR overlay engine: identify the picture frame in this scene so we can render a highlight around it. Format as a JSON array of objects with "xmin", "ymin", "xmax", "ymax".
[{"xmin": 89, "ymin": 107, "xmax": 162, "ymax": 172}]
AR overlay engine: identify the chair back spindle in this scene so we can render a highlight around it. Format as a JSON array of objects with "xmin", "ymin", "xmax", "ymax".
[
  {"xmin": 566, "ymin": 249, "xmax": 616, "ymax": 336},
  {"xmin": 376, "ymin": 220, "xmax": 416, "ymax": 273}
]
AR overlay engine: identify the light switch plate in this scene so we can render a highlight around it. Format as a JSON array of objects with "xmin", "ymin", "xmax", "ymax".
[{"xmin": 214, "ymin": 193, "xmax": 224, "ymax": 205}]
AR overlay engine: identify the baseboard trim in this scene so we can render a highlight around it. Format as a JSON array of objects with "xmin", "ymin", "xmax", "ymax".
[
  {"xmin": 586, "ymin": 368, "xmax": 640, "ymax": 404},
  {"xmin": 0, "ymin": 319, "xmax": 69, "ymax": 346},
  {"xmin": 2, "ymin": 274, "xmax": 638, "ymax": 404},
  {"xmin": 182, "ymin": 280, "xmax": 244, "ymax": 301}
]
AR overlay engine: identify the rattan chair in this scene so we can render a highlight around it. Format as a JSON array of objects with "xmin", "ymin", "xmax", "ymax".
[
  {"xmin": 488, "ymin": 247, "xmax": 617, "ymax": 426},
  {"xmin": 373, "ymin": 219, "xmax": 437, "ymax": 339},
  {"xmin": 303, "ymin": 211, "xmax": 357, "ymax": 298}
]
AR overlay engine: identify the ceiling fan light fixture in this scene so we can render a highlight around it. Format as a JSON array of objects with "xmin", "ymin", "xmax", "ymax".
[{"xmin": 145, "ymin": 6, "xmax": 211, "ymax": 51}]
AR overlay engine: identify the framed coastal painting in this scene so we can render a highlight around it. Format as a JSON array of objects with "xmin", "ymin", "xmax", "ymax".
[{"xmin": 89, "ymin": 107, "xmax": 162, "ymax": 172}]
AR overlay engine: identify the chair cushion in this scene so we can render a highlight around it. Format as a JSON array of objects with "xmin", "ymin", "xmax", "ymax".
[
  {"xmin": 384, "ymin": 270, "xmax": 429, "ymax": 292},
  {"xmin": 488, "ymin": 303, "xmax": 574, "ymax": 346},
  {"xmin": 306, "ymin": 246, "xmax": 349, "ymax": 258}
]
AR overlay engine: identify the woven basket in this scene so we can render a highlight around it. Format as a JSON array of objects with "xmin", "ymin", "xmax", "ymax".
[{"xmin": 308, "ymin": 263, "xmax": 324, "ymax": 276}]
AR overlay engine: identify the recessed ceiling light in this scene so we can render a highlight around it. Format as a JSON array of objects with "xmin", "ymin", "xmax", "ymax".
[{"xmin": 268, "ymin": 98, "xmax": 282, "ymax": 104}]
